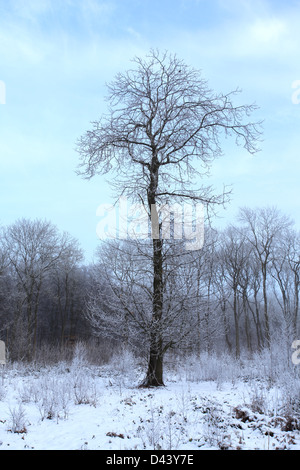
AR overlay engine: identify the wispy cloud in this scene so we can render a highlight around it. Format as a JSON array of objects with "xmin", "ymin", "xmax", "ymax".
[
  {"xmin": 0, "ymin": 0, "xmax": 299, "ymax": 259},
  {"xmin": 9, "ymin": 0, "xmax": 53, "ymax": 21},
  {"xmin": 250, "ymin": 17, "xmax": 287, "ymax": 43}
]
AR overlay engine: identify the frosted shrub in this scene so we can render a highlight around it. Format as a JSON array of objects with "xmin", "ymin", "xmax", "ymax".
[
  {"xmin": 137, "ymin": 405, "xmax": 164, "ymax": 450},
  {"xmin": 18, "ymin": 379, "xmax": 42, "ymax": 404},
  {"xmin": 248, "ymin": 382, "xmax": 269, "ymax": 415},
  {"xmin": 163, "ymin": 410, "xmax": 186, "ymax": 450},
  {"xmin": 7, "ymin": 404, "xmax": 27, "ymax": 434},
  {"xmin": 71, "ymin": 342, "xmax": 88, "ymax": 370},
  {"xmin": 183, "ymin": 352, "xmax": 240, "ymax": 385},
  {"xmin": 279, "ymin": 374, "xmax": 300, "ymax": 431},
  {"xmin": 18, "ymin": 370, "xmax": 72, "ymax": 422},
  {"xmin": 18, "ymin": 362, "xmax": 99, "ymax": 419},
  {"xmin": 137, "ymin": 397, "xmax": 187, "ymax": 451},
  {"xmin": 109, "ymin": 347, "xmax": 141, "ymax": 389},
  {"xmin": 111, "ymin": 347, "xmax": 136, "ymax": 374},
  {"xmin": 36, "ymin": 375, "xmax": 71, "ymax": 421},
  {"xmin": 250, "ymin": 343, "xmax": 293, "ymax": 385},
  {"xmin": 202, "ymin": 400, "xmax": 230, "ymax": 449},
  {"xmin": 67, "ymin": 344, "xmax": 99, "ymax": 406},
  {"xmin": 144, "ymin": 408, "xmax": 163, "ymax": 450},
  {"xmin": 72, "ymin": 372, "xmax": 98, "ymax": 406}
]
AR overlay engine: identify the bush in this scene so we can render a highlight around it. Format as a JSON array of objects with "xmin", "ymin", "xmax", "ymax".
[{"xmin": 7, "ymin": 404, "xmax": 27, "ymax": 434}]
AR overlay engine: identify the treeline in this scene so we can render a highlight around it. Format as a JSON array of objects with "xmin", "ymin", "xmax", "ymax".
[
  {"xmin": 0, "ymin": 219, "xmax": 91, "ymax": 360},
  {"xmin": 0, "ymin": 206, "xmax": 299, "ymax": 362},
  {"xmin": 86, "ymin": 206, "xmax": 300, "ymax": 362}
]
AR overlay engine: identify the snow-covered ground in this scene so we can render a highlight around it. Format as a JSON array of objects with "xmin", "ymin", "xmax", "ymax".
[{"xmin": 1, "ymin": 348, "xmax": 300, "ymax": 451}]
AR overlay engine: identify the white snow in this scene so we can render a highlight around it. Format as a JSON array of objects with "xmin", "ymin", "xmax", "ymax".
[{"xmin": 1, "ymin": 350, "xmax": 300, "ymax": 451}]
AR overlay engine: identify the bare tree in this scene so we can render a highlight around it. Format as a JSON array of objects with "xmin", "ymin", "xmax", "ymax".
[
  {"xmin": 86, "ymin": 238, "xmax": 202, "ymax": 366},
  {"xmin": 0, "ymin": 232, "xmax": 12, "ymax": 340},
  {"xmin": 286, "ymin": 231, "xmax": 300, "ymax": 336},
  {"xmin": 271, "ymin": 229, "xmax": 300, "ymax": 339},
  {"xmin": 220, "ymin": 226, "xmax": 252, "ymax": 358},
  {"xmin": 238, "ymin": 207, "xmax": 293, "ymax": 346},
  {"xmin": 86, "ymin": 239, "xmax": 152, "ymax": 349},
  {"xmin": 241, "ymin": 252, "xmax": 264, "ymax": 351},
  {"xmin": 213, "ymin": 254, "xmax": 233, "ymax": 354},
  {"xmin": 3, "ymin": 219, "xmax": 79, "ymax": 359},
  {"xmin": 194, "ymin": 227, "xmax": 221, "ymax": 354},
  {"xmin": 46, "ymin": 237, "xmax": 84, "ymax": 346},
  {"xmin": 76, "ymin": 49, "xmax": 262, "ymax": 386}
]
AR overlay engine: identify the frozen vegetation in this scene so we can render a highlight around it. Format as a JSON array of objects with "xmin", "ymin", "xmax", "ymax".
[
  {"xmin": 1, "ymin": 343, "xmax": 300, "ymax": 451},
  {"xmin": 0, "ymin": 38, "xmax": 298, "ymax": 455}
]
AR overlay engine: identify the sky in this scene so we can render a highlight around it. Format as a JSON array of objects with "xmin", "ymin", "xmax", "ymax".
[{"xmin": 0, "ymin": 0, "xmax": 300, "ymax": 262}]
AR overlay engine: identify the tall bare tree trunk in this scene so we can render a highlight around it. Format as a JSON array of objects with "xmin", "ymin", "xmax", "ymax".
[
  {"xmin": 233, "ymin": 287, "xmax": 240, "ymax": 359},
  {"xmin": 142, "ymin": 166, "xmax": 165, "ymax": 386},
  {"xmin": 262, "ymin": 265, "xmax": 270, "ymax": 347}
]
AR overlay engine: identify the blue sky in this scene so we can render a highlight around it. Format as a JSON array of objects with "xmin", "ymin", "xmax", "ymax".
[{"xmin": 0, "ymin": 0, "xmax": 300, "ymax": 262}]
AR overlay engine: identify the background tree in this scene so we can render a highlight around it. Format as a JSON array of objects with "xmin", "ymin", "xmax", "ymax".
[
  {"xmin": 238, "ymin": 207, "xmax": 293, "ymax": 347},
  {"xmin": 271, "ymin": 229, "xmax": 300, "ymax": 341},
  {"xmin": 46, "ymin": 238, "xmax": 84, "ymax": 346},
  {"xmin": 2, "ymin": 218, "xmax": 82, "ymax": 360},
  {"xmin": 76, "ymin": 49, "xmax": 262, "ymax": 386},
  {"xmin": 86, "ymin": 238, "xmax": 201, "ymax": 370},
  {"xmin": 0, "ymin": 235, "xmax": 12, "ymax": 342},
  {"xmin": 286, "ymin": 231, "xmax": 300, "ymax": 337},
  {"xmin": 220, "ymin": 226, "xmax": 251, "ymax": 358}
]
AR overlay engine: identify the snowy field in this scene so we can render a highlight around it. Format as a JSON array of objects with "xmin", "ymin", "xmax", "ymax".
[{"xmin": 1, "ymin": 347, "xmax": 300, "ymax": 451}]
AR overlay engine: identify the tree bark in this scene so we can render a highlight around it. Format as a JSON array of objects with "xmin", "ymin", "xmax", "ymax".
[
  {"xmin": 141, "ymin": 164, "xmax": 165, "ymax": 386},
  {"xmin": 233, "ymin": 286, "xmax": 240, "ymax": 359},
  {"xmin": 262, "ymin": 264, "xmax": 270, "ymax": 346}
]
